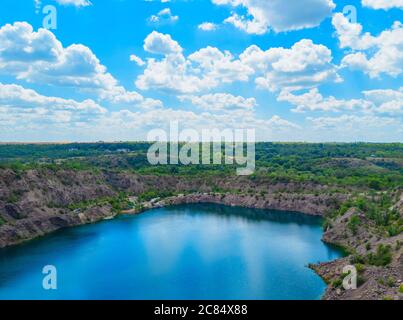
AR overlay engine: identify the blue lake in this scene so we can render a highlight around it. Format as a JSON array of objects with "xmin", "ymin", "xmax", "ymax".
[{"xmin": 0, "ymin": 203, "xmax": 343, "ymax": 300}]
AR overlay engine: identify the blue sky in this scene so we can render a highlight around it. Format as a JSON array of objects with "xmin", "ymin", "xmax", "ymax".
[{"xmin": 0, "ymin": 0, "xmax": 402, "ymax": 142}]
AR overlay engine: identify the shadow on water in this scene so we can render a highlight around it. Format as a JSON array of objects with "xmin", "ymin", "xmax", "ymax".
[{"xmin": 147, "ymin": 203, "xmax": 324, "ymax": 226}]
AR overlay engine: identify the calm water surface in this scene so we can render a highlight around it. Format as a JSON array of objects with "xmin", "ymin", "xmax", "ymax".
[{"xmin": 0, "ymin": 204, "xmax": 343, "ymax": 300}]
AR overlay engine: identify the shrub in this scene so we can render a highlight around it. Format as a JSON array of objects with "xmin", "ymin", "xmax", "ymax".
[
  {"xmin": 355, "ymin": 263, "xmax": 365, "ymax": 273},
  {"xmin": 350, "ymin": 254, "xmax": 366, "ymax": 265},
  {"xmin": 332, "ymin": 278, "xmax": 342, "ymax": 288},
  {"xmin": 138, "ymin": 189, "xmax": 175, "ymax": 202},
  {"xmin": 368, "ymin": 179, "xmax": 382, "ymax": 190},
  {"xmin": 367, "ymin": 244, "xmax": 393, "ymax": 266},
  {"xmin": 348, "ymin": 215, "xmax": 361, "ymax": 235},
  {"xmin": 386, "ymin": 276, "xmax": 395, "ymax": 287}
]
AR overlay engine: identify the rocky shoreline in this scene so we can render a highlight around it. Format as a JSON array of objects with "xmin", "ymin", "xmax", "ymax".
[
  {"xmin": 311, "ymin": 205, "xmax": 403, "ymax": 300},
  {"xmin": 123, "ymin": 192, "xmax": 331, "ymax": 216}
]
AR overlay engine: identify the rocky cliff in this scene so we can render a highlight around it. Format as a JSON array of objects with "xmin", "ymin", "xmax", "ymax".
[{"xmin": 0, "ymin": 168, "xmax": 344, "ymax": 248}]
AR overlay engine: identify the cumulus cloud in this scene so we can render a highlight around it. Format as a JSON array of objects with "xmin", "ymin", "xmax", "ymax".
[
  {"xmin": 198, "ymin": 22, "xmax": 218, "ymax": 31},
  {"xmin": 240, "ymin": 39, "xmax": 341, "ymax": 92},
  {"xmin": 137, "ymin": 32, "xmax": 254, "ymax": 93},
  {"xmin": 305, "ymin": 113, "xmax": 402, "ymax": 143},
  {"xmin": 143, "ymin": 31, "xmax": 183, "ymax": 55},
  {"xmin": 0, "ymin": 82, "xmax": 298, "ymax": 141},
  {"xmin": 278, "ymin": 89, "xmax": 372, "ymax": 113},
  {"xmin": 363, "ymin": 88, "xmax": 403, "ymax": 114},
  {"xmin": 148, "ymin": 8, "xmax": 179, "ymax": 25},
  {"xmin": 362, "ymin": 0, "xmax": 403, "ymax": 10},
  {"xmin": 0, "ymin": 70, "xmax": 300, "ymax": 141},
  {"xmin": 308, "ymin": 114, "xmax": 400, "ymax": 131},
  {"xmin": 0, "ymin": 22, "xmax": 114, "ymax": 90},
  {"xmin": 332, "ymin": 13, "xmax": 403, "ymax": 78},
  {"xmin": 212, "ymin": 0, "xmax": 335, "ymax": 34},
  {"xmin": 136, "ymin": 32, "xmax": 339, "ymax": 93},
  {"xmin": 0, "ymin": 22, "xmax": 162, "ymax": 109},
  {"xmin": 279, "ymin": 87, "xmax": 402, "ymax": 115},
  {"xmin": 130, "ymin": 54, "xmax": 146, "ymax": 66},
  {"xmin": 97, "ymin": 109, "xmax": 299, "ymax": 139},
  {"xmin": 179, "ymin": 93, "xmax": 257, "ymax": 111},
  {"xmin": 0, "ymin": 82, "xmax": 106, "ymax": 132},
  {"xmin": 0, "ymin": 82, "xmax": 106, "ymax": 114}
]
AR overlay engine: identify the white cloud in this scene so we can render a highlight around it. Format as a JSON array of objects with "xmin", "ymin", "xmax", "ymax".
[
  {"xmin": 137, "ymin": 33, "xmax": 339, "ymax": 93},
  {"xmin": 308, "ymin": 114, "xmax": 400, "ymax": 130},
  {"xmin": 0, "ymin": 82, "xmax": 106, "ymax": 130},
  {"xmin": 278, "ymin": 89, "xmax": 372, "ymax": 113},
  {"xmin": 332, "ymin": 13, "xmax": 403, "ymax": 78},
  {"xmin": 143, "ymin": 31, "xmax": 183, "ymax": 55},
  {"xmin": 137, "ymin": 32, "xmax": 254, "ymax": 93},
  {"xmin": 306, "ymin": 113, "xmax": 403, "ymax": 143},
  {"xmin": 212, "ymin": 0, "xmax": 335, "ymax": 34},
  {"xmin": 35, "ymin": 0, "xmax": 92, "ymax": 8},
  {"xmin": 0, "ymin": 22, "xmax": 161, "ymax": 109},
  {"xmin": 0, "ymin": 82, "xmax": 106, "ymax": 114},
  {"xmin": 363, "ymin": 87, "xmax": 403, "ymax": 102},
  {"xmin": 148, "ymin": 8, "xmax": 179, "ymax": 25},
  {"xmin": 55, "ymin": 0, "xmax": 91, "ymax": 6},
  {"xmin": 331, "ymin": 13, "xmax": 376, "ymax": 50},
  {"xmin": 179, "ymin": 93, "xmax": 257, "ymax": 111},
  {"xmin": 362, "ymin": 0, "xmax": 403, "ymax": 10},
  {"xmin": 0, "ymin": 22, "xmax": 116, "ymax": 90},
  {"xmin": 198, "ymin": 22, "xmax": 218, "ymax": 31},
  {"xmin": 98, "ymin": 85, "xmax": 163, "ymax": 109},
  {"xmin": 0, "ymin": 81, "xmax": 299, "ymax": 141},
  {"xmin": 188, "ymin": 46, "xmax": 253, "ymax": 83},
  {"xmin": 97, "ymin": 109, "xmax": 299, "ymax": 140},
  {"xmin": 279, "ymin": 87, "xmax": 402, "ymax": 115},
  {"xmin": 130, "ymin": 54, "xmax": 146, "ymax": 66},
  {"xmin": 240, "ymin": 39, "xmax": 341, "ymax": 92},
  {"xmin": 363, "ymin": 88, "xmax": 403, "ymax": 115}
]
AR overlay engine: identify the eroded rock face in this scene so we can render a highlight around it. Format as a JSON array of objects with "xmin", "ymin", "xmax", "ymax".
[
  {"xmin": 158, "ymin": 193, "xmax": 340, "ymax": 216},
  {"xmin": 4, "ymin": 204, "xmax": 26, "ymax": 219},
  {"xmin": 0, "ymin": 168, "xmax": 346, "ymax": 249},
  {"xmin": 0, "ymin": 205, "xmax": 114, "ymax": 248},
  {"xmin": 311, "ymin": 206, "xmax": 403, "ymax": 301}
]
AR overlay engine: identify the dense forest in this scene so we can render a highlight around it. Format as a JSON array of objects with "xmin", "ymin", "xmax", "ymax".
[{"xmin": 0, "ymin": 142, "xmax": 402, "ymax": 190}]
